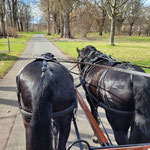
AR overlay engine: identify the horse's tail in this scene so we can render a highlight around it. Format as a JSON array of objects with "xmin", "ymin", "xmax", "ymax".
[
  {"xmin": 29, "ymin": 71, "xmax": 55, "ymax": 150},
  {"xmin": 129, "ymin": 76, "xmax": 150, "ymax": 144}
]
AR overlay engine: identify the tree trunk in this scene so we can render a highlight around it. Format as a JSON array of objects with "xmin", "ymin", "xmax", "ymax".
[
  {"xmin": 110, "ymin": 17, "xmax": 115, "ymax": 46},
  {"xmin": 12, "ymin": 0, "xmax": 18, "ymax": 36},
  {"xmin": 47, "ymin": 1, "xmax": 51, "ymax": 35},
  {"xmin": 1, "ymin": 16, "xmax": 6, "ymax": 37},
  {"xmin": 7, "ymin": 0, "xmax": 13, "ymax": 26},
  {"xmin": 47, "ymin": 18, "xmax": 51, "ymax": 35},
  {"xmin": 53, "ymin": 14, "xmax": 59, "ymax": 34},
  {"xmin": 17, "ymin": 20, "xmax": 20, "ymax": 31},
  {"xmin": 128, "ymin": 22, "xmax": 134, "ymax": 36},
  {"xmin": 145, "ymin": 25, "xmax": 150, "ymax": 36},
  {"xmin": 99, "ymin": 10, "xmax": 106, "ymax": 36},
  {"xmin": 12, "ymin": 0, "xmax": 17, "ymax": 28},
  {"xmin": 0, "ymin": 0, "xmax": 6, "ymax": 37},
  {"xmin": 20, "ymin": 21, "xmax": 24, "ymax": 31},
  {"xmin": 60, "ymin": 14, "xmax": 64, "ymax": 37},
  {"xmin": 138, "ymin": 25, "xmax": 141, "ymax": 36},
  {"xmin": 63, "ymin": 9, "xmax": 73, "ymax": 38}
]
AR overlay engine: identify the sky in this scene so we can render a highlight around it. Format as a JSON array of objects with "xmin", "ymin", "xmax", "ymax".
[
  {"xmin": 29, "ymin": 0, "xmax": 150, "ymax": 23},
  {"xmin": 28, "ymin": 0, "xmax": 42, "ymax": 23},
  {"xmin": 145, "ymin": 0, "xmax": 150, "ymax": 5}
]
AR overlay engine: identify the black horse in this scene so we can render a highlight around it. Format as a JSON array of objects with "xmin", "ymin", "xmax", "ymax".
[
  {"xmin": 77, "ymin": 45, "xmax": 150, "ymax": 145},
  {"xmin": 16, "ymin": 53, "xmax": 77, "ymax": 150}
]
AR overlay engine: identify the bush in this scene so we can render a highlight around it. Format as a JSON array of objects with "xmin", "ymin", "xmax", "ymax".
[{"xmin": 8, "ymin": 27, "xmax": 18, "ymax": 38}]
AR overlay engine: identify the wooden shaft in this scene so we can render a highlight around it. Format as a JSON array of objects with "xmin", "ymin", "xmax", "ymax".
[
  {"xmin": 95, "ymin": 145, "xmax": 150, "ymax": 150},
  {"xmin": 76, "ymin": 89, "xmax": 150, "ymax": 149},
  {"xmin": 76, "ymin": 89, "xmax": 108, "ymax": 145}
]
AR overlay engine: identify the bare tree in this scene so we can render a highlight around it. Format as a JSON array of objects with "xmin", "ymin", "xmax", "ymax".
[
  {"xmin": 127, "ymin": 0, "xmax": 144, "ymax": 36},
  {"xmin": 0, "ymin": 0, "xmax": 6, "ymax": 37},
  {"xmin": 12, "ymin": 0, "xmax": 18, "ymax": 33},
  {"xmin": 101, "ymin": 0, "xmax": 134, "ymax": 45},
  {"xmin": 79, "ymin": 5, "xmax": 93, "ymax": 38},
  {"xmin": 40, "ymin": 0, "xmax": 79, "ymax": 38},
  {"xmin": 18, "ymin": 1, "xmax": 26, "ymax": 31},
  {"xmin": 50, "ymin": 1, "xmax": 60, "ymax": 34},
  {"xmin": 40, "ymin": 0, "xmax": 51, "ymax": 35},
  {"xmin": 89, "ymin": 0, "xmax": 107, "ymax": 36},
  {"xmin": 143, "ymin": 6, "xmax": 150, "ymax": 36},
  {"xmin": 47, "ymin": 0, "xmax": 50, "ymax": 35},
  {"xmin": 7, "ymin": 0, "xmax": 13, "ymax": 26},
  {"xmin": 57, "ymin": 0, "xmax": 77, "ymax": 38}
]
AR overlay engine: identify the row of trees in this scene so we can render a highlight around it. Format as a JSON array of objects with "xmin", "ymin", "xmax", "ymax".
[
  {"xmin": 0, "ymin": 0, "xmax": 150, "ymax": 45},
  {"xmin": 40, "ymin": 0, "xmax": 150, "ymax": 45},
  {"xmin": 0, "ymin": 0, "xmax": 32, "ymax": 37}
]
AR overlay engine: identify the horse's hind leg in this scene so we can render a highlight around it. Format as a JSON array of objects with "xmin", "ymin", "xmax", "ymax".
[
  {"xmin": 86, "ymin": 94, "xmax": 100, "ymax": 124},
  {"xmin": 113, "ymin": 129, "xmax": 128, "ymax": 145},
  {"xmin": 22, "ymin": 116, "xmax": 31, "ymax": 150},
  {"xmin": 52, "ymin": 120, "xmax": 59, "ymax": 149},
  {"xmin": 56, "ymin": 113, "xmax": 73, "ymax": 150},
  {"xmin": 106, "ymin": 112, "xmax": 131, "ymax": 145},
  {"xmin": 25, "ymin": 130, "xmax": 31, "ymax": 150},
  {"xmin": 85, "ymin": 94, "xmax": 100, "ymax": 143}
]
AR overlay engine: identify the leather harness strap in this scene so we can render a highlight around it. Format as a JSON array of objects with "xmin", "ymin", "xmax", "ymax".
[
  {"xmin": 20, "ymin": 101, "xmax": 77, "ymax": 118},
  {"xmin": 18, "ymin": 54, "xmax": 78, "ymax": 119},
  {"xmin": 79, "ymin": 51, "xmax": 134, "ymax": 118}
]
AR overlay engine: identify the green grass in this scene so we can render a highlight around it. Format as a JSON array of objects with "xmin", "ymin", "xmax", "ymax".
[
  {"xmin": 46, "ymin": 33, "xmax": 150, "ymax": 73},
  {"xmin": 0, "ymin": 32, "xmax": 36, "ymax": 78}
]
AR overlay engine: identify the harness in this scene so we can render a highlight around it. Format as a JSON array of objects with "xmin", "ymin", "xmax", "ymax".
[
  {"xmin": 18, "ymin": 53, "xmax": 77, "ymax": 119},
  {"xmin": 20, "ymin": 101, "xmax": 77, "ymax": 118},
  {"xmin": 79, "ymin": 51, "xmax": 134, "ymax": 118}
]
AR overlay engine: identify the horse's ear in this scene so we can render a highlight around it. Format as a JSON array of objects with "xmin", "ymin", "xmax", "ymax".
[{"xmin": 76, "ymin": 48, "xmax": 80, "ymax": 53}]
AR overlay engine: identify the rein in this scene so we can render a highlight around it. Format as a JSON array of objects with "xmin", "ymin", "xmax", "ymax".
[{"xmin": 58, "ymin": 59, "xmax": 150, "ymax": 78}]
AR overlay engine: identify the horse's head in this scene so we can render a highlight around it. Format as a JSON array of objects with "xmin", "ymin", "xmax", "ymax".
[
  {"xmin": 76, "ymin": 45, "xmax": 102, "ymax": 71},
  {"xmin": 76, "ymin": 45, "xmax": 97, "ymax": 61}
]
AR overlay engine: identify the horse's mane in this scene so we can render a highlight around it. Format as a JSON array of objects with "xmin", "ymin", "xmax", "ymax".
[
  {"xmin": 84, "ymin": 45, "xmax": 97, "ymax": 51},
  {"xmin": 84, "ymin": 46, "xmax": 137, "ymax": 70}
]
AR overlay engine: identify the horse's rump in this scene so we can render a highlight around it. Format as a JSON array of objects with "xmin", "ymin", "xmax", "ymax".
[{"xmin": 16, "ymin": 54, "xmax": 76, "ymax": 150}]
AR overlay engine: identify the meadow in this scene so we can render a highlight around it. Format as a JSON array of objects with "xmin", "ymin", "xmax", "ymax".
[
  {"xmin": 0, "ymin": 32, "xmax": 37, "ymax": 78},
  {"xmin": 0, "ymin": 32, "xmax": 150, "ymax": 79},
  {"xmin": 45, "ymin": 33, "xmax": 150, "ymax": 72}
]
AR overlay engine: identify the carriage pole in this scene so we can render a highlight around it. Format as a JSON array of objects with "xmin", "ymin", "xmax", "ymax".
[{"xmin": 76, "ymin": 89, "xmax": 110, "ymax": 147}]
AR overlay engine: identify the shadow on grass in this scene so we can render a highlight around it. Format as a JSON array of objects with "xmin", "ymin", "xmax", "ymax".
[
  {"xmin": 0, "ymin": 53, "xmax": 32, "ymax": 61},
  {"xmin": 0, "ymin": 53, "xmax": 19, "ymax": 61}
]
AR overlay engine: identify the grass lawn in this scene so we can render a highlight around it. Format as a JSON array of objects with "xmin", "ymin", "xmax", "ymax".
[
  {"xmin": 45, "ymin": 33, "xmax": 150, "ymax": 73},
  {"xmin": 0, "ymin": 32, "xmax": 38, "ymax": 79}
]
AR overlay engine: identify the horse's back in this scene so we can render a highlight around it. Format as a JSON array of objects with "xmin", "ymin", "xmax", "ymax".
[{"xmin": 16, "ymin": 60, "xmax": 76, "ymax": 112}]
